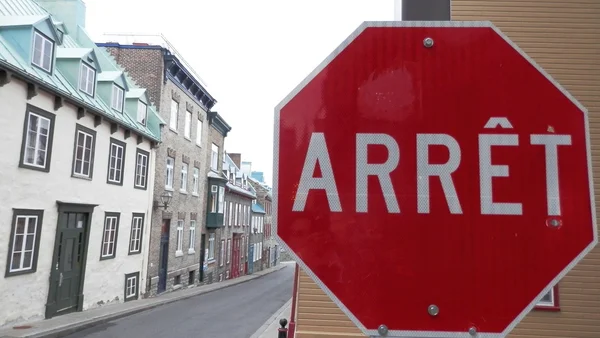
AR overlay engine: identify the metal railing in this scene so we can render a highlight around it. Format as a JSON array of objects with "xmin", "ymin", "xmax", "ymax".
[{"xmin": 100, "ymin": 32, "xmax": 209, "ymax": 89}]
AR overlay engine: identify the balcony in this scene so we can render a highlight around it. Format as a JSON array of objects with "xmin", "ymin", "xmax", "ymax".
[{"xmin": 206, "ymin": 174, "xmax": 227, "ymax": 228}]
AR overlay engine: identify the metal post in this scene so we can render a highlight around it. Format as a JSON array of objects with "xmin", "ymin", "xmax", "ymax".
[
  {"xmin": 278, "ymin": 318, "xmax": 289, "ymax": 338},
  {"xmin": 401, "ymin": 0, "xmax": 451, "ymax": 21}
]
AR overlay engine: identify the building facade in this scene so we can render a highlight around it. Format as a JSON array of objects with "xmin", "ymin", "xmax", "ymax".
[
  {"xmin": 203, "ymin": 112, "xmax": 231, "ymax": 284},
  {"xmin": 248, "ymin": 177, "xmax": 275, "ymax": 268},
  {"xmin": 97, "ymin": 39, "xmax": 221, "ymax": 295},
  {"xmin": 250, "ymin": 203, "xmax": 266, "ymax": 273},
  {"xmin": 0, "ymin": 0, "xmax": 162, "ymax": 327}
]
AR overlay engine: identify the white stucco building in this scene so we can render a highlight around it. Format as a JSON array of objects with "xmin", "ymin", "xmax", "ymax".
[{"xmin": 0, "ymin": 0, "xmax": 164, "ymax": 327}]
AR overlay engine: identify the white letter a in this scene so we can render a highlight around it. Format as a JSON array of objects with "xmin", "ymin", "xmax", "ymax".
[{"xmin": 292, "ymin": 133, "xmax": 342, "ymax": 212}]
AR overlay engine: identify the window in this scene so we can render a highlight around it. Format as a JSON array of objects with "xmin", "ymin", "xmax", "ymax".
[
  {"xmin": 234, "ymin": 203, "xmax": 239, "ymax": 225},
  {"xmin": 79, "ymin": 62, "xmax": 95, "ymax": 96},
  {"xmin": 137, "ymin": 100, "xmax": 147, "ymax": 125},
  {"xmin": 192, "ymin": 167, "xmax": 199, "ymax": 195},
  {"xmin": 176, "ymin": 220, "xmax": 184, "ymax": 256},
  {"xmin": 184, "ymin": 109, "xmax": 192, "ymax": 139},
  {"xmin": 165, "ymin": 157, "xmax": 174, "ymax": 189},
  {"xmin": 180, "ymin": 163, "xmax": 188, "ymax": 192},
  {"xmin": 241, "ymin": 236, "xmax": 245, "ymax": 258},
  {"xmin": 101, "ymin": 212, "xmax": 120, "ymax": 260},
  {"xmin": 219, "ymin": 239, "xmax": 225, "ymax": 266},
  {"xmin": 189, "ymin": 220, "xmax": 196, "ymax": 253},
  {"xmin": 129, "ymin": 213, "xmax": 144, "ymax": 255},
  {"xmin": 124, "ymin": 272, "xmax": 140, "ymax": 302},
  {"xmin": 226, "ymin": 238, "xmax": 231, "ymax": 264},
  {"xmin": 196, "ymin": 119, "xmax": 203, "ymax": 145},
  {"xmin": 218, "ymin": 187, "xmax": 225, "ymax": 213},
  {"xmin": 170, "ymin": 99, "xmax": 179, "ymax": 131},
  {"xmin": 6, "ymin": 209, "xmax": 44, "ymax": 277},
  {"xmin": 111, "ymin": 84, "xmax": 124, "ymax": 112},
  {"xmin": 211, "ymin": 143, "xmax": 219, "ymax": 171},
  {"xmin": 535, "ymin": 286, "xmax": 560, "ymax": 310},
  {"xmin": 107, "ymin": 138, "xmax": 126, "ymax": 185},
  {"xmin": 134, "ymin": 149, "xmax": 149, "ymax": 189},
  {"xmin": 32, "ymin": 30, "xmax": 53, "ymax": 73},
  {"xmin": 210, "ymin": 185, "xmax": 218, "ymax": 213},
  {"xmin": 208, "ymin": 233, "xmax": 215, "ymax": 260},
  {"xmin": 228, "ymin": 202, "xmax": 233, "ymax": 226},
  {"xmin": 19, "ymin": 105, "xmax": 55, "ymax": 172},
  {"xmin": 224, "ymin": 200, "xmax": 228, "ymax": 225},
  {"xmin": 71, "ymin": 124, "xmax": 96, "ymax": 179},
  {"xmin": 188, "ymin": 270, "xmax": 195, "ymax": 285}
]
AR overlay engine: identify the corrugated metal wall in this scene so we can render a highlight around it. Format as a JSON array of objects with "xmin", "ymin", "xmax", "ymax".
[
  {"xmin": 452, "ymin": 0, "xmax": 600, "ymax": 336},
  {"xmin": 293, "ymin": 1, "xmax": 600, "ymax": 337}
]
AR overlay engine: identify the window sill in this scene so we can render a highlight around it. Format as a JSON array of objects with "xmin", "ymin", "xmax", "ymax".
[
  {"xmin": 207, "ymin": 259, "xmax": 216, "ymax": 264},
  {"xmin": 165, "ymin": 186, "xmax": 174, "ymax": 192},
  {"xmin": 196, "ymin": 143, "xmax": 202, "ymax": 148},
  {"xmin": 71, "ymin": 174, "xmax": 92, "ymax": 181},
  {"xmin": 192, "ymin": 193, "xmax": 199, "ymax": 197},
  {"xmin": 169, "ymin": 127, "xmax": 178, "ymax": 134},
  {"xmin": 180, "ymin": 190, "xmax": 188, "ymax": 195},
  {"xmin": 175, "ymin": 250, "xmax": 183, "ymax": 257},
  {"xmin": 184, "ymin": 136, "xmax": 191, "ymax": 141},
  {"xmin": 188, "ymin": 249, "xmax": 196, "ymax": 255}
]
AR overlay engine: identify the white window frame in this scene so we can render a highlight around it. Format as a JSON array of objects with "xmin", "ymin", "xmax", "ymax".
[
  {"xmin": 218, "ymin": 187, "xmax": 225, "ymax": 214},
  {"xmin": 211, "ymin": 143, "xmax": 219, "ymax": 171},
  {"xmin": 210, "ymin": 185, "xmax": 218, "ymax": 213},
  {"xmin": 73, "ymin": 127, "xmax": 94, "ymax": 178},
  {"xmin": 170, "ymin": 99, "xmax": 179, "ymax": 131},
  {"xmin": 165, "ymin": 157, "xmax": 174, "ymax": 189},
  {"xmin": 134, "ymin": 149, "xmax": 149, "ymax": 189},
  {"xmin": 536, "ymin": 287, "xmax": 558, "ymax": 308},
  {"xmin": 107, "ymin": 139, "xmax": 125, "ymax": 184},
  {"xmin": 126, "ymin": 275, "xmax": 137, "ymax": 298},
  {"xmin": 23, "ymin": 111, "xmax": 52, "ymax": 169},
  {"xmin": 180, "ymin": 163, "xmax": 188, "ymax": 192},
  {"xmin": 192, "ymin": 167, "xmax": 199, "ymax": 195},
  {"xmin": 111, "ymin": 84, "xmax": 124, "ymax": 112},
  {"xmin": 129, "ymin": 215, "xmax": 143, "ymax": 254},
  {"xmin": 8, "ymin": 211, "xmax": 41, "ymax": 274},
  {"xmin": 226, "ymin": 238, "xmax": 231, "ymax": 264},
  {"xmin": 101, "ymin": 214, "xmax": 119, "ymax": 259},
  {"xmin": 137, "ymin": 100, "xmax": 147, "ymax": 125},
  {"xmin": 219, "ymin": 239, "xmax": 225, "ymax": 266},
  {"xmin": 208, "ymin": 233, "xmax": 215, "ymax": 260},
  {"xmin": 228, "ymin": 202, "xmax": 233, "ymax": 226},
  {"xmin": 224, "ymin": 201, "xmax": 228, "ymax": 225},
  {"xmin": 196, "ymin": 119, "xmax": 203, "ymax": 145},
  {"xmin": 176, "ymin": 220, "xmax": 184, "ymax": 256},
  {"xmin": 184, "ymin": 109, "xmax": 192, "ymax": 139},
  {"xmin": 79, "ymin": 62, "xmax": 95, "ymax": 96},
  {"xmin": 188, "ymin": 220, "xmax": 196, "ymax": 254},
  {"xmin": 32, "ymin": 30, "xmax": 53, "ymax": 72}
]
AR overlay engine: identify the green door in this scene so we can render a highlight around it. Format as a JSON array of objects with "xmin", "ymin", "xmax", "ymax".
[{"xmin": 46, "ymin": 203, "xmax": 94, "ymax": 319}]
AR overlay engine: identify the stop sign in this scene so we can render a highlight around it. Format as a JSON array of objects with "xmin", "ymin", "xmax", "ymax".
[{"xmin": 274, "ymin": 21, "xmax": 597, "ymax": 337}]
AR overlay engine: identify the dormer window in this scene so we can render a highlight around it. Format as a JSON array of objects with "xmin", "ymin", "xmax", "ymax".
[
  {"xmin": 32, "ymin": 30, "xmax": 54, "ymax": 73},
  {"xmin": 111, "ymin": 85, "xmax": 124, "ymax": 112},
  {"xmin": 137, "ymin": 100, "xmax": 147, "ymax": 125},
  {"xmin": 78, "ymin": 62, "xmax": 95, "ymax": 96}
]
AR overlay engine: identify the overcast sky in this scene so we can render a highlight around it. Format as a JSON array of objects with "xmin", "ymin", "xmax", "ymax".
[{"xmin": 84, "ymin": 0, "xmax": 396, "ymax": 185}]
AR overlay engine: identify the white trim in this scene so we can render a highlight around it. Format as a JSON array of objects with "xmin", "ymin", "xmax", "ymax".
[
  {"xmin": 273, "ymin": 20, "xmax": 597, "ymax": 338},
  {"xmin": 78, "ymin": 62, "xmax": 96, "ymax": 96},
  {"xmin": 111, "ymin": 84, "xmax": 124, "ymax": 112},
  {"xmin": 31, "ymin": 30, "xmax": 53, "ymax": 72},
  {"xmin": 23, "ymin": 112, "xmax": 51, "ymax": 168}
]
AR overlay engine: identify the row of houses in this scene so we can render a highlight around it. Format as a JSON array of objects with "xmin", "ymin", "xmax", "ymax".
[{"xmin": 0, "ymin": 0, "xmax": 277, "ymax": 328}]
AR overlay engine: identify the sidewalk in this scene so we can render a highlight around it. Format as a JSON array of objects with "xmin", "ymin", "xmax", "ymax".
[
  {"xmin": 0, "ymin": 264, "xmax": 288, "ymax": 338},
  {"xmin": 250, "ymin": 297, "xmax": 292, "ymax": 338}
]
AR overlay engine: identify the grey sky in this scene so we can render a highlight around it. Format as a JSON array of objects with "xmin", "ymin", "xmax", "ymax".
[{"xmin": 84, "ymin": 0, "xmax": 395, "ymax": 185}]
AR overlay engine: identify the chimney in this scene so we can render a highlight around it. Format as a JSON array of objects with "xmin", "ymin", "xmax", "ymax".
[
  {"xmin": 36, "ymin": 0, "xmax": 87, "ymax": 36},
  {"xmin": 228, "ymin": 153, "xmax": 241, "ymax": 169}
]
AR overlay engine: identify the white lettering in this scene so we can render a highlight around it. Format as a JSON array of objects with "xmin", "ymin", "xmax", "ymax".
[
  {"xmin": 530, "ymin": 134, "xmax": 572, "ymax": 216},
  {"xmin": 417, "ymin": 134, "xmax": 462, "ymax": 214},
  {"xmin": 292, "ymin": 133, "xmax": 342, "ymax": 212},
  {"xmin": 356, "ymin": 133, "xmax": 400, "ymax": 213},
  {"xmin": 479, "ymin": 134, "xmax": 522, "ymax": 215}
]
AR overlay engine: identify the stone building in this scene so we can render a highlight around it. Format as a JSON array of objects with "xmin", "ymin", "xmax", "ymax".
[
  {"xmin": 222, "ymin": 153, "xmax": 255, "ymax": 278},
  {"xmin": 0, "ymin": 0, "xmax": 162, "ymax": 327},
  {"xmin": 248, "ymin": 176, "xmax": 275, "ymax": 267},
  {"xmin": 97, "ymin": 37, "xmax": 230, "ymax": 295},
  {"xmin": 250, "ymin": 202, "xmax": 266, "ymax": 273}
]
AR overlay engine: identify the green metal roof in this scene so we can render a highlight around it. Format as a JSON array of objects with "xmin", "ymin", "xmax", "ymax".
[{"xmin": 0, "ymin": 0, "xmax": 163, "ymax": 142}]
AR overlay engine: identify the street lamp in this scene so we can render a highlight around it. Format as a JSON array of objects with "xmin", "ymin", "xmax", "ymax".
[{"xmin": 158, "ymin": 191, "xmax": 172, "ymax": 210}]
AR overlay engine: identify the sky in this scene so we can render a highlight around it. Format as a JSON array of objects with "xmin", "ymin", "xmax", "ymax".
[{"xmin": 83, "ymin": 0, "xmax": 397, "ymax": 186}]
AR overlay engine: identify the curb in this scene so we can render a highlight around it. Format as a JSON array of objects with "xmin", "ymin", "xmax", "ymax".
[
  {"xmin": 10, "ymin": 264, "xmax": 287, "ymax": 338},
  {"xmin": 249, "ymin": 298, "xmax": 292, "ymax": 338}
]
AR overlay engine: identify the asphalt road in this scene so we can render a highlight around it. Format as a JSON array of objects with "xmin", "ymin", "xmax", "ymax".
[{"xmin": 64, "ymin": 264, "xmax": 295, "ymax": 338}]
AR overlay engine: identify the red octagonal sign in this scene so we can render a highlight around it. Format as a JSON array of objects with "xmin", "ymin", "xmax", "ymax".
[{"xmin": 274, "ymin": 21, "xmax": 597, "ymax": 337}]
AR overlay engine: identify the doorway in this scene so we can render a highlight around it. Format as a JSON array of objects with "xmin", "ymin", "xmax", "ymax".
[
  {"xmin": 231, "ymin": 235, "xmax": 240, "ymax": 278},
  {"xmin": 157, "ymin": 219, "xmax": 171, "ymax": 294},
  {"xmin": 199, "ymin": 233, "xmax": 206, "ymax": 283},
  {"xmin": 45, "ymin": 202, "xmax": 95, "ymax": 319}
]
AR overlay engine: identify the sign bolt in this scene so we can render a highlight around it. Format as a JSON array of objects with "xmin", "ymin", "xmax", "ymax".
[
  {"xmin": 427, "ymin": 304, "xmax": 439, "ymax": 316},
  {"xmin": 377, "ymin": 324, "xmax": 389, "ymax": 336},
  {"xmin": 469, "ymin": 326, "xmax": 478, "ymax": 336},
  {"xmin": 423, "ymin": 37, "xmax": 434, "ymax": 48}
]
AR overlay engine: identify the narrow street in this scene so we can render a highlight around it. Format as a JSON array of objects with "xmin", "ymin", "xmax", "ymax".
[{"xmin": 65, "ymin": 264, "xmax": 295, "ymax": 338}]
